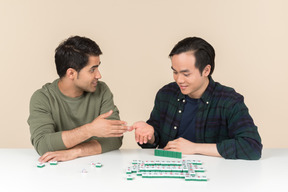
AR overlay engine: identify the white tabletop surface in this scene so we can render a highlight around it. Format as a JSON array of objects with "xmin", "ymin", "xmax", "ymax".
[{"xmin": 0, "ymin": 148, "xmax": 287, "ymax": 192}]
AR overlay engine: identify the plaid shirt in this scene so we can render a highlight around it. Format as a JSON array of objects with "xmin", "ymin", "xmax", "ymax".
[{"xmin": 141, "ymin": 77, "xmax": 262, "ymax": 160}]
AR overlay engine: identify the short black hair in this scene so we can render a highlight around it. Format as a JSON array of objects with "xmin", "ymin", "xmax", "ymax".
[
  {"xmin": 55, "ymin": 36, "xmax": 102, "ymax": 78},
  {"xmin": 169, "ymin": 37, "xmax": 215, "ymax": 76}
]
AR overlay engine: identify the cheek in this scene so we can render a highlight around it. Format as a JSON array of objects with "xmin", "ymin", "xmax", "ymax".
[
  {"xmin": 188, "ymin": 74, "xmax": 199, "ymax": 82},
  {"xmin": 184, "ymin": 76, "xmax": 192, "ymax": 83},
  {"xmin": 173, "ymin": 74, "xmax": 177, "ymax": 81},
  {"xmin": 89, "ymin": 74, "xmax": 95, "ymax": 80}
]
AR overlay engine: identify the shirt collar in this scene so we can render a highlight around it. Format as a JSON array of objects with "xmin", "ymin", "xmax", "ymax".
[
  {"xmin": 200, "ymin": 76, "xmax": 215, "ymax": 105},
  {"xmin": 176, "ymin": 87, "xmax": 186, "ymax": 102}
]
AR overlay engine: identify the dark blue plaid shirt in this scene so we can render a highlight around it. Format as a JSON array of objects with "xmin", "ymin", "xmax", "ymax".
[{"xmin": 140, "ymin": 77, "xmax": 262, "ymax": 160}]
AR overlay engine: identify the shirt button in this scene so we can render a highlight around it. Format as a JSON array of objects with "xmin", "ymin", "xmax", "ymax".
[
  {"xmin": 178, "ymin": 110, "xmax": 182, "ymax": 113},
  {"xmin": 183, "ymin": 100, "xmax": 186, "ymax": 103},
  {"xmin": 206, "ymin": 101, "xmax": 209, "ymax": 104},
  {"xmin": 174, "ymin": 126, "xmax": 177, "ymax": 129},
  {"xmin": 177, "ymin": 99, "xmax": 180, "ymax": 101}
]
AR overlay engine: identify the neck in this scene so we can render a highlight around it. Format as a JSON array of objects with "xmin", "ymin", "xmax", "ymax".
[
  {"xmin": 188, "ymin": 77, "xmax": 209, "ymax": 99},
  {"xmin": 58, "ymin": 78, "xmax": 83, "ymax": 98}
]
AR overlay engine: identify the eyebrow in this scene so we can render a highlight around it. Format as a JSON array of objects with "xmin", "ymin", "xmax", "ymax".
[
  {"xmin": 90, "ymin": 61, "xmax": 101, "ymax": 69},
  {"xmin": 171, "ymin": 66, "xmax": 190, "ymax": 73}
]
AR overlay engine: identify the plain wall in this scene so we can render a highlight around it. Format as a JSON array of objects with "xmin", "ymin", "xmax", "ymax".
[{"xmin": 0, "ymin": 0, "xmax": 287, "ymax": 149}]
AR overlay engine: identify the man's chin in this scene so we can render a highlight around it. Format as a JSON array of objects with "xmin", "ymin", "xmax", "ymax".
[
  {"xmin": 85, "ymin": 87, "xmax": 97, "ymax": 93},
  {"xmin": 180, "ymin": 89, "xmax": 189, "ymax": 95}
]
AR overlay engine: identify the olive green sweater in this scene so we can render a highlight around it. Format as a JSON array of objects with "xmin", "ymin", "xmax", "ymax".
[{"xmin": 28, "ymin": 79, "xmax": 122, "ymax": 155}]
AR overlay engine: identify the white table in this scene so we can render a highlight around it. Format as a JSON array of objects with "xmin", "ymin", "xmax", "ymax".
[{"xmin": 0, "ymin": 149, "xmax": 287, "ymax": 192}]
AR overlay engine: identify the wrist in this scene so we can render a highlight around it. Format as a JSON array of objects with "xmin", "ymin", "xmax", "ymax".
[
  {"xmin": 77, "ymin": 140, "xmax": 102, "ymax": 157},
  {"xmin": 148, "ymin": 134, "xmax": 155, "ymax": 144},
  {"xmin": 192, "ymin": 143, "xmax": 200, "ymax": 154},
  {"xmin": 148, "ymin": 125, "xmax": 155, "ymax": 144},
  {"xmin": 82, "ymin": 123, "xmax": 93, "ymax": 138},
  {"xmin": 71, "ymin": 146, "xmax": 82, "ymax": 158}
]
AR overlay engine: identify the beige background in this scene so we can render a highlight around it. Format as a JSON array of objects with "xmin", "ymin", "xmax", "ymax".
[{"xmin": 0, "ymin": 0, "xmax": 287, "ymax": 150}]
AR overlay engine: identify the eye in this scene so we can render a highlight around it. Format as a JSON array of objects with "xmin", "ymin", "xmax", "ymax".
[
  {"xmin": 184, "ymin": 73, "xmax": 190, "ymax": 77},
  {"xmin": 90, "ymin": 68, "xmax": 95, "ymax": 73}
]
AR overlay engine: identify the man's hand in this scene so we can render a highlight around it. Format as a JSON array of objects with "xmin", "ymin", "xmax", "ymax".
[
  {"xmin": 164, "ymin": 137, "xmax": 221, "ymax": 157},
  {"xmin": 88, "ymin": 110, "xmax": 128, "ymax": 137},
  {"xmin": 38, "ymin": 140, "xmax": 102, "ymax": 163},
  {"xmin": 38, "ymin": 149, "xmax": 79, "ymax": 163},
  {"xmin": 164, "ymin": 137, "xmax": 196, "ymax": 154},
  {"xmin": 129, "ymin": 121, "xmax": 155, "ymax": 144}
]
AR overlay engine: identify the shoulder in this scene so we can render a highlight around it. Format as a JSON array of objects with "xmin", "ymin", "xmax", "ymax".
[
  {"xmin": 93, "ymin": 81, "xmax": 112, "ymax": 96},
  {"xmin": 29, "ymin": 81, "xmax": 58, "ymax": 110},
  {"xmin": 157, "ymin": 82, "xmax": 179, "ymax": 94},
  {"xmin": 97, "ymin": 81, "xmax": 107, "ymax": 88},
  {"xmin": 30, "ymin": 81, "xmax": 55, "ymax": 101},
  {"xmin": 87, "ymin": 81, "xmax": 115, "ymax": 102},
  {"xmin": 212, "ymin": 81, "xmax": 244, "ymax": 107},
  {"xmin": 214, "ymin": 82, "xmax": 243, "ymax": 99},
  {"xmin": 96, "ymin": 81, "xmax": 109, "ymax": 91},
  {"xmin": 154, "ymin": 82, "xmax": 180, "ymax": 102},
  {"xmin": 30, "ymin": 79, "xmax": 62, "ymax": 104}
]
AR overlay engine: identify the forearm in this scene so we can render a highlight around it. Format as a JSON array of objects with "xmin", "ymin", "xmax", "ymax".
[
  {"xmin": 221, "ymin": 99, "xmax": 262, "ymax": 160},
  {"xmin": 164, "ymin": 138, "xmax": 221, "ymax": 157},
  {"xmin": 74, "ymin": 139, "xmax": 102, "ymax": 158},
  {"xmin": 62, "ymin": 124, "xmax": 91, "ymax": 149},
  {"xmin": 216, "ymin": 138, "xmax": 262, "ymax": 160},
  {"xmin": 33, "ymin": 124, "xmax": 93, "ymax": 155},
  {"xmin": 38, "ymin": 139, "xmax": 102, "ymax": 163},
  {"xmin": 194, "ymin": 143, "xmax": 221, "ymax": 157},
  {"xmin": 96, "ymin": 137, "xmax": 122, "ymax": 153}
]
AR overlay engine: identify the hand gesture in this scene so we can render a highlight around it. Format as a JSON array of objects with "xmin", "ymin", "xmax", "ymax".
[
  {"xmin": 89, "ymin": 110, "xmax": 128, "ymax": 137},
  {"xmin": 130, "ymin": 121, "xmax": 154, "ymax": 144}
]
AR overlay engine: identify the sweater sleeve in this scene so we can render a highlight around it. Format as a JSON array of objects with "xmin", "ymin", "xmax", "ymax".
[
  {"xmin": 216, "ymin": 96, "xmax": 262, "ymax": 160},
  {"xmin": 95, "ymin": 82, "xmax": 123, "ymax": 153},
  {"xmin": 27, "ymin": 90, "xmax": 67, "ymax": 156}
]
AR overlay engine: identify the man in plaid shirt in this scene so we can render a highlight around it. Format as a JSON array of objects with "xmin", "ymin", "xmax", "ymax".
[{"xmin": 129, "ymin": 37, "xmax": 262, "ymax": 160}]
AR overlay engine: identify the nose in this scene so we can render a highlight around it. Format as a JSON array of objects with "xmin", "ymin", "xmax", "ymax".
[
  {"xmin": 175, "ymin": 74, "xmax": 184, "ymax": 84},
  {"xmin": 95, "ymin": 70, "xmax": 102, "ymax": 79}
]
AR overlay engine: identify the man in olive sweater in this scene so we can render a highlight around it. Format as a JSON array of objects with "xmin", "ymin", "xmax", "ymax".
[{"xmin": 28, "ymin": 36, "xmax": 127, "ymax": 162}]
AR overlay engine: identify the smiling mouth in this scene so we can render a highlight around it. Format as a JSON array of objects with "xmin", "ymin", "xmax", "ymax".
[
  {"xmin": 179, "ymin": 85, "xmax": 187, "ymax": 89},
  {"xmin": 92, "ymin": 81, "xmax": 98, "ymax": 86}
]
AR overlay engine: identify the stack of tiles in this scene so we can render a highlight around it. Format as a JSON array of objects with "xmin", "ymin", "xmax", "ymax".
[
  {"xmin": 154, "ymin": 149, "xmax": 182, "ymax": 159},
  {"xmin": 125, "ymin": 160, "xmax": 207, "ymax": 181}
]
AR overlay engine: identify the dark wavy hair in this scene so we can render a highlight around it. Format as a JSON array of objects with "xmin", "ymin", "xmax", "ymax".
[{"xmin": 55, "ymin": 36, "xmax": 102, "ymax": 78}]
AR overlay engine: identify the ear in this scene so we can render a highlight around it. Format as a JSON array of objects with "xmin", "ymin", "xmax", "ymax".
[
  {"xmin": 66, "ymin": 68, "xmax": 77, "ymax": 80},
  {"xmin": 203, "ymin": 65, "xmax": 211, "ymax": 77}
]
